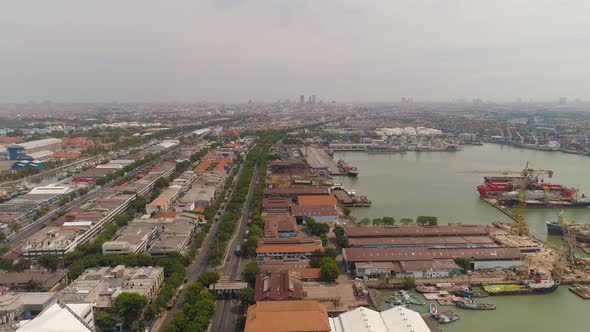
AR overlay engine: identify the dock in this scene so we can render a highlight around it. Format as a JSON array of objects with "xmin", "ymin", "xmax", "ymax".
[
  {"xmin": 302, "ymin": 146, "xmax": 346, "ymax": 175},
  {"xmin": 569, "ymin": 284, "xmax": 590, "ymax": 299},
  {"xmin": 332, "ymin": 188, "xmax": 371, "ymax": 207},
  {"xmin": 481, "ymin": 197, "xmax": 518, "ymax": 222}
]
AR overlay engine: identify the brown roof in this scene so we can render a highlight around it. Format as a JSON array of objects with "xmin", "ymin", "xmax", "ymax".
[
  {"xmin": 348, "ymin": 236, "xmax": 496, "ymax": 247},
  {"xmin": 264, "ymin": 215, "xmax": 297, "ymax": 238},
  {"xmin": 259, "ymin": 237, "xmax": 322, "ymax": 246},
  {"xmin": 262, "ymin": 197, "xmax": 293, "ymax": 208},
  {"xmin": 265, "ymin": 187, "xmax": 330, "ymax": 196},
  {"xmin": 291, "ymin": 268, "xmax": 321, "ymax": 280},
  {"xmin": 254, "ymin": 270, "xmax": 304, "ymax": 301},
  {"xmin": 0, "ymin": 271, "xmax": 65, "ymax": 289},
  {"xmin": 291, "ymin": 205, "xmax": 338, "ymax": 217},
  {"xmin": 343, "ymin": 247, "xmax": 522, "ymax": 263},
  {"xmin": 245, "ymin": 301, "xmax": 330, "ymax": 332},
  {"xmin": 344, "ymin": 225, "xmax": 489, "ymax": 238},
  {"xmin": 297, "ymin": 195, "xmax": 337, "ymax": 206},
  {"xmin": 257, "ymin": 243, "xmax": 324, "ymax": 254}
]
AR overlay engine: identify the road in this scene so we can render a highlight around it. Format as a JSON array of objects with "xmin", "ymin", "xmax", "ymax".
[
  {"xmin": 210, "ymin": 164, "xmax": 259, "ymax": 332},
  {"xmin": 153, "ymin": 157, "xmax": 252, "ymax": 332}
]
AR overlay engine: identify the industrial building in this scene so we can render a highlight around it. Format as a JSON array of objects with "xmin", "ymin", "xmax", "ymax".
[
  {"xmin": 342, "ymin": 247, "xmax": 522, "ymax": 278},
  {"xmin": 329, "ymin": 306, "xmax": 430, "ymax": 332},
  {"xmin": 7, "ymin": 138, "xmax": 62, "ymax": 161},
  {"xmin": 254, "ymin": 270, "xmax": 304, "ymax": 301},
  {"xmin": 256, "ymin": 237, "xmax": 323, "ymax": 262},
  {"xmin": 263, "ymin": 215, "xmax": 297, "ymax": 238},
  {"xmin": 16, "ymin": 302, "xmax": 94, "ymax": 332}
]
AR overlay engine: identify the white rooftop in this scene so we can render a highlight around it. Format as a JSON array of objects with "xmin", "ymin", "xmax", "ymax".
[
  {"xmin": 16, "ymin": 303, "xmax": 91, "ymax": 332},
  {"xmin": 329, "ymin": 306, "xmax": 430, "ymax": 332},
  {"xmin": 13, "ymin": 138, "xmax": 62, "ymax": 150}
]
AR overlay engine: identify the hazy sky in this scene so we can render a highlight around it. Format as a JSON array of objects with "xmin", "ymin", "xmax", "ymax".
[{"xmin": 1, "ymin": 0, "xmax": 589, "ymax": 103}]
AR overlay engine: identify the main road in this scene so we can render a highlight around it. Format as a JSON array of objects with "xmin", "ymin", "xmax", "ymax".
[
  {"xmin": 209, "ymin": 163, "xmax": 259, "ymax": 332},
  {"xmin": 152, "ymin": 151, "xmax": 257, "ymax": 332}
]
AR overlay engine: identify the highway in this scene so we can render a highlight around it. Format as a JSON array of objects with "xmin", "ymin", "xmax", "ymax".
[{"xmin": 210, "ymin": 164, "xmax": 259, "ymax": 332}]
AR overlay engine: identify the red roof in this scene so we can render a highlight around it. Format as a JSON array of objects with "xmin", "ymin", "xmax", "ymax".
[
  {"xmin": 297, "ymin": 195, "xmax": 337, "ymax": 206},
  {"xmin": 256, "ymin": 243, "xmax": 323, "ymax": 254}
]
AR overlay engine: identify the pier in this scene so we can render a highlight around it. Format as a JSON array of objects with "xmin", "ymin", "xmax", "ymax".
[
  {"xmin": 332, "ymin": 188, "xmax": 371, "ymax": 207},
  {"xmin": 569, "ymin": 284, "xmax": 590, "ymax": 299}
]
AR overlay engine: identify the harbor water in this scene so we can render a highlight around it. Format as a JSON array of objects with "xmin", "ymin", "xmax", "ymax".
[{"xmin": 335, "ymin": 144, "xmax": 590, "ymax": 332}]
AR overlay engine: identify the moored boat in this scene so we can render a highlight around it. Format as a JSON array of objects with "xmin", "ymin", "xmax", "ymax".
[{"xmin": 456, "ymin": 298, "xmax": 496, "ymax": 310}]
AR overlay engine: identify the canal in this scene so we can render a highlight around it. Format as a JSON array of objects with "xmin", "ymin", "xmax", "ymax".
[{"xmin": 335, "ymin": 143, "xmax": 590, "ymax": 332}]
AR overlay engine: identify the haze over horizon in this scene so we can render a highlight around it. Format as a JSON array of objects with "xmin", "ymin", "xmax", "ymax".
[{"xmin": 2, "ymin": 0, "xmax": 590, "ymax": 103}]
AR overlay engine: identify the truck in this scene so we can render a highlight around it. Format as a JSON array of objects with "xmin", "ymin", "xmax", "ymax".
[{"xmin": 235, "ymin": 244, "xmax": 242, "ymax": 256}]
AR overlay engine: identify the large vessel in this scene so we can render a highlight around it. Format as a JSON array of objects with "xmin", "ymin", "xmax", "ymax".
[
  {"xmin": 476, "ymin": 166, "xmax": 590, "ymax": 208},
  {"xmin": 546, "ymin": 212, "xmax": 590, "ymax": 243},
  {"xmin": 483, "ymin": 271, "xmax": 558, "ymax": 295}
]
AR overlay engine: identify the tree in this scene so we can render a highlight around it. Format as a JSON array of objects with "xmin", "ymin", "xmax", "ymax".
[
  {"xmin": 244, "ymin": 236, "xmax": 258, "ymax": 257},
  {"xmin": 358, "ymin": 218, "xmax": 371, "ymax": 226},
  {"xmin": 320, "ymin": 234, "xmax": 328, "ymax": 247},
  {"xmin": 416, "ymin": 216, "xmax": 438, "ymax": 226},
  {"xmin": 24, "ymin": 279, "xmax": 45, "ymax": 292},
  {"xmin": 0, "ymin": 259, "xmax": 13, "ymax": 271},
  {"xmin": 38, "ymin": 254, "xmax": 60, "ymax": 272},
  {"xmin": 13, "ymin": 259, "xmax": 31, "ymax": 272},
  {"xmin": 402, "ymin": 277, "xmax": 416, "ymax": 290},
  {"xmin": 0, "ymin": 230, "xmax": 6, "ymax": 242},
  {"xmin": 382, "ymin": 217, "xmax": 396, "ymax": 226},
  {"xmin": 78, "ymin": 187, "xmax": 89, "ymax": 196},
  {"xmin": 333, "ymin": 226, "xmax": 349, "ymax": 248},
  {"xmin": 454, "ymin": 257, "xmax": 471, "ymax": 272},
  {"xmin": 239, "ymin": 287, "xmax": 255, "ymax": 307},
  {"xmin": 372, "ymin": 218, "xmax": 383, "ymax": 226},
  {"xmin": 243, "ymin": 261, "xmax": 259, "ymax": 285},
  {"xmin": 400, "ymin": 218, "xmax": 414, "ymax": 226},
  {"xmin": 197, "ymin": 271, "xmax": 220, "ymax": 287},
  {"xmin": 113, "ymin": 292, "xmax": 149, "ymax": 327},
  {"xmin": 95, "ymin": 311, "xmax": 116, "ymax": 331},
  {"xmin": 249, "ymin": 225, "xmax": 263, "ymax": 237},
  {"xmin": 323, "ymin": 246, "xmax": 338, "ymax": 259},
  {"xmin": 59, "ymin": 196, "xmax": 71, "ymax": 206},
  {"xmin": 342, "ymin": 207, "xmax": 352, "ymax": 217},
  {"xmin": 320, "ymin": 258, "xmax": 339, "ymax": 282},
  {"xmin": 114, "ymin": 213, "xmax": 130, "ymax": 227}
]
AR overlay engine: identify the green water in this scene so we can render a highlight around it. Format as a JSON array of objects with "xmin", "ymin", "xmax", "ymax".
[{"xmin": 335, "ymin": 144, "xmax": 590, "ymax": 332}]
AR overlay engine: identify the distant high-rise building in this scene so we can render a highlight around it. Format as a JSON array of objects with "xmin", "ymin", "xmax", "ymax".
[
  {"xmin": 299, "ymin": 95, "xmax": 305, "ymax": 105},
  {"xmin": 311, "ymin": 95, "xmax": 316, "ymax": 105},
  {"xmin": 559, "ymin": 97, "xmax": 567, "ymax": 105},
  {"xmin": 308, "ymin": 96, "xmax": 312, "ymax": 104}
]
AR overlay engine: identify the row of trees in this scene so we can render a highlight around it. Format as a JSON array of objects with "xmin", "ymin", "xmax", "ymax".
[{"xmin": 163, "ymin": 282, "xmax": 216, "ymax": 332}]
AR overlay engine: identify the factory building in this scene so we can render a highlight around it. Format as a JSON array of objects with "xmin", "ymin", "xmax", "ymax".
[{"xmin": 7, "ymin": 138, "xmax": 62, "ymax": 161}]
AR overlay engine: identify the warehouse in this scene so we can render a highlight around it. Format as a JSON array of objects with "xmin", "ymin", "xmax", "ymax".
[
  {"xmin": 342, "ymin": 247, "xmax": 522, "ymax": 278},
  {"xmin": 344, "ymin": 225, "xmax": 489, "ymax": 238},
  {"xmin": 7, "ymin": 138, "xmax": 62, "ymax": 160}
]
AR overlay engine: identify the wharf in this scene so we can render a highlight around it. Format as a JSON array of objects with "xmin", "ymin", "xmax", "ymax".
[
  {"xmin": 332, "ymin": 188, "xmax": 371, "ymax": 207},
  {"xmin": 303, "ymin": 146, "xmax": 341, "ymax": 174},
  {"xmin": 569, "ymin": 284, "xmax": 590, "ymax": 299},
  {"xmin": 481, "ymin": 197, "xmax": 518, "ymax": 222}
]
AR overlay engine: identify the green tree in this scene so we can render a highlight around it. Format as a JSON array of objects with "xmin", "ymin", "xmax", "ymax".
[
  {"xmin": 454, "ymin": 257, "xmax": 471, "ymax": 272},
  {"xmin": 320, "ymin": 234, "xmax": 328, "ymax": 247},
  {"xmin": 402, "ymin": 277, "xmax": 416, "ymax": 290},
  {"xmin": 242, "ymin": 261, "xmax": 259, "ymax": 285},
  {"xmin": 0, "ymin": 259, "xmax": 14, "ymax": 271},
  {"xmin": 38, "ymin": 254, "xmax": 60, "ymax": 272},
  {"xmin": 113, "ymin": 292, "xmax": 149, "ymax": 327},
  {"xmin": 323, "ymin": 246, "xmax": 338, "ymax": 259},
  {"xmin": 342, "ymin": 207, "xmax": 352, "ymax": 217},
  {"xmin": 320, "ymin": 257, "xmax": 339, "ymax": 282},
  {"xmin": 382, "ymin": 216, "xmax": 396, "ymax": 226},
  {"xmin": 416, "ymin": 216, "xmax": 438, "ymax": 226},
  {"xmin": 372, "ymin": 218, "xmax": 383, "ymax": 226},
  {"xmin": 239, "ymin": 287, "xmax": 255, "ymax": 307},
  {"xmin": 58, "ymin": 196, "xmax": 71, "ymax": 206},
  {"xmin": 249, "ymin": 225, "xmax": 263, "ymax": 237},
  {"xmin": 197, "ymin": 271, "xmax": 220, "ymax": 287},
  {"xmin": 24, "ymin": 279, "xmax": 45, "ymax": 292},
  {"xmin": 400, "ymin": 218, "xmax": 414, "ymax": 226},
  {"xmin": 13, "ymin": 259, "xmax": 31, "ymax": 272},
  {"xmin": 244, "ymin": 235, "xmax": 259, "ymax": 257},
  {"xmin": 114, "ymin": 213, "xmax": 130, "ymax": 227},
  {"xmin": 0, "ymin": 230, "xmax": 6, "ymax": 242},
  {"xmin": 358, "ymin": 218, "xmax": 371, "ymax": 226},
  {"xmin": 95, "ymin": 311, "xmax": 116, "ymax": 331}
]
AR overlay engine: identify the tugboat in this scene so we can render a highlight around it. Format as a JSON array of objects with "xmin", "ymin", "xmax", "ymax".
[
  {"xmin": 456, "ymin": 297, "xmax": 496, "ymax": 310},
  {"xmin": 336, "ymin": 159, "xmax": 358, "ymax": 177},
  {"xmin": 483, "ymin": 270, "xmax": 558, "ymax": 295}
]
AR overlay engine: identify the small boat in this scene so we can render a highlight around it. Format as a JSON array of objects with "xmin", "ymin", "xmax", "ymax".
[
  {"xmin": 472, "ymin": 291, "xmax": 489, "ymax": 298},
  {"xmin": 456, "ymin": 298, "xmax": 496, "ymax": 310},
  {"xmin": 416, "ymin": 284, "xmax": 439, "ymax": 293},
  {"xmin": 409, "ymin": 297, "xmax": 426, "ymax": 305},
  {"xmin": 436, "ymin": 311, "xmax": 460, "ymax": 324}
]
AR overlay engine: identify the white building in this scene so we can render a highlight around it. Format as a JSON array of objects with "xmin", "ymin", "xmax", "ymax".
[
  {"xmin": 329, "ymin": 306, "xmax": 429, "ymax": 332},
  {"xmin": 17, "ymin": 302, "xmax": 94, "ymax": 332}
]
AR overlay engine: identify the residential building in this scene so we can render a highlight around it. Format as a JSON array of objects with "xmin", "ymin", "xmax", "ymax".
[
  {"xmin": 146, "ymin": 185, "xmax": 182, "ymax": 214},
  {"xmin": 245, "ymin": 301, "xmax": 331, "ymax": 332},
  {"xmin": 102, "ymin": 223, "xmax": 159, "ymax": 254},
  {"xmin": 60, "ymin": 265, "xmax": 164, "ymax": 308},
  {"xmin": 0, "ymin": 292, "xmax": 57, "ymax": 327},
  {"xmin": 22, "ymin": 226, "xmax": 88, "ymax": 259},
  {"xmin": 0, "ymin": 272, "xmax": 65, "ymax": 292}
]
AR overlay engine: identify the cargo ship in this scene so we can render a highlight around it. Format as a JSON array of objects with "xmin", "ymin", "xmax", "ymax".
[
  {"xmin": 546, "ymin": 212, "xmax": 590, "ymax": 243},
  {"xmin": 483, "ymin": 271, "xmax": 558, "ymax": 295},
  {"xmin": 336, "ymin": 159, "xmax": 358, "ymax": 177}
]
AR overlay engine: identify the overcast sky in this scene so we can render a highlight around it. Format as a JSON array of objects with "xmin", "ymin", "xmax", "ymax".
[{"xmin": 1, "ymin": 0, "xmax": 589, "ymax": 103}]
